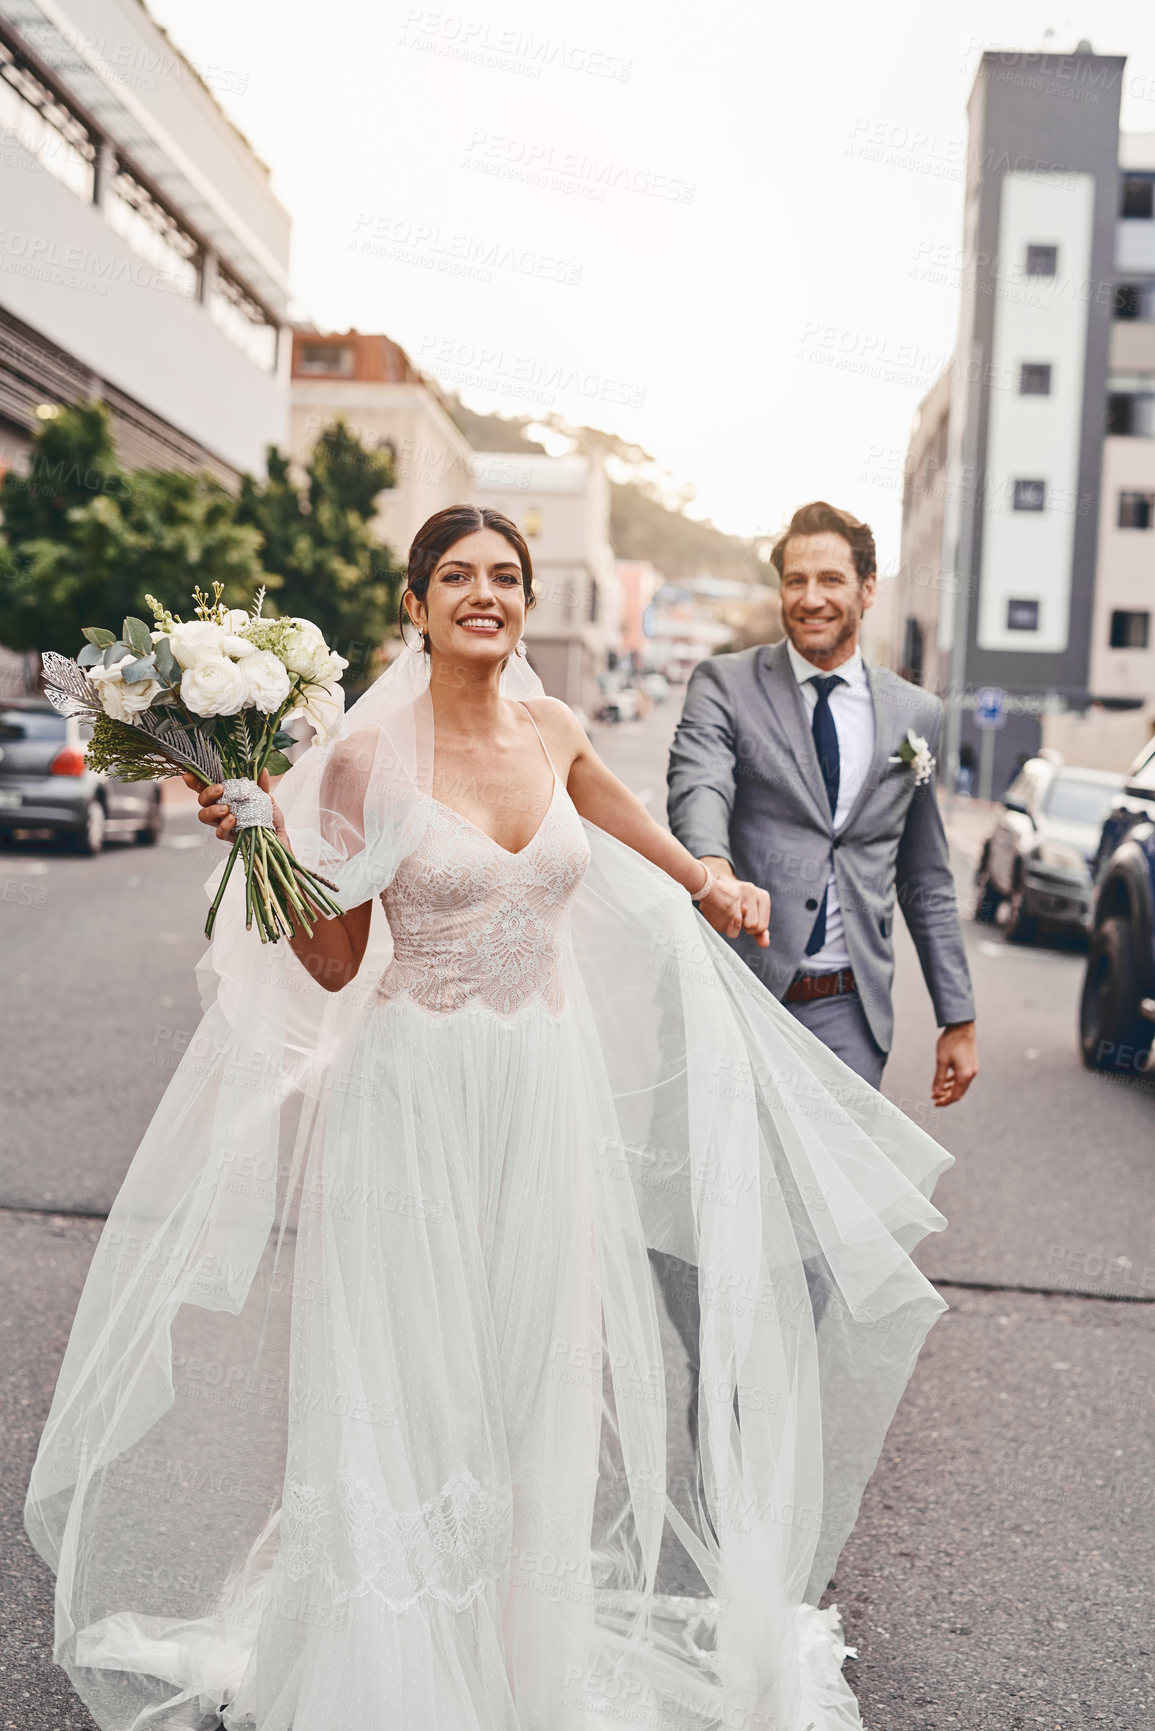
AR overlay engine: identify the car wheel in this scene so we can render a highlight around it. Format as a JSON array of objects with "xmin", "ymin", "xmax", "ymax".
[
  {"xmin": 1079, "ymin": 915, "xmax": 1153, "ymax": 1072},
  {"xmin": 973, "ymin": 848, "xmax": 1001, "ymax": 923},
  {"xmin": 1004, "ymin": 879, "xmax": 1037, "ymax": 945},
  {"xmin": 136, "ymin": 793, "xmax": 162, "ymax": 846},
  {"xmin": 72, "ymin": 798, "xmax": 106, "ymax": 856}
]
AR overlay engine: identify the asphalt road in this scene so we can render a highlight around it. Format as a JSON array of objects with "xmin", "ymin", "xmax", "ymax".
[{"xmin": 2, "ymin": 710, "xmax": 1153, "ymax": 1731}]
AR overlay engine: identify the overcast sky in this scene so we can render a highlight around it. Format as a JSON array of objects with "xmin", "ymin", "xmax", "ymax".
[{"xmin": 150, "ymin": 0, "xmax": 1155, "ymax": 569}]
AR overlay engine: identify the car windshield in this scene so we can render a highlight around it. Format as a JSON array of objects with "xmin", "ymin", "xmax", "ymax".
[
  {"xmin": 1042, "ymin": 778, "xmax": 1118, "ymax": 827},
  {"xmin": 0, "ymin": 708, "xmax": 66, "ymax": 741}
]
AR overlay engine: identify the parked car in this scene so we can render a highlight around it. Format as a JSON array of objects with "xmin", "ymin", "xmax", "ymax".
[
  {"xmin": 0, "ymin": 698, "xmax": 162, "ymax": 853},
  {"xmin": 1078, "ymin": 737, "xmax": 1155, "ymax": 1072},
  {"xmin": 973, "ymin": 757, "xmax": 1124, "ymax": 943}
]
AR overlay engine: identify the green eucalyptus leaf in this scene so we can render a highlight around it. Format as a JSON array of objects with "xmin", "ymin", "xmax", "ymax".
[
  {"xmin": 123, "ymin": 616, "xmax": 153, "ymax": 656},
  {"xmin": 102, "ymin": 641, "xmax": 130, "ymax": 667},
  {"xmin": 263, "ymin": 750, "xmax": 291, "ymax": 777},
  {"xmin": 77, "ymin": 643, "xmax": 103, "ymax": 667},
  {"xmin": 82, "ymin": 627, "xmax": 116, "ymax": 648},
  {"xmin": 153, "ymin": 636, "xmax": 177, "ymax": 681},
  {"xmin": 121, "ymin": 655, "xmax": 158, "ymax": 684},
  {"xmin": 271, "ymin": 728, "xmax": 296, "ymax": 750}
]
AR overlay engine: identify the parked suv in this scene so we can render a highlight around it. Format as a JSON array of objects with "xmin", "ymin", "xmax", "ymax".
[
  {"xmin": 973, "ymin": 757, "xmax": 1123, "ymax": 943},
  {"xmin": 1079, "ymin": 738, "xmax": 1155, "ymax": 1072},
  {"xmin": 0, "ymin": 698, "xmax": 161, "ymax": 853}
]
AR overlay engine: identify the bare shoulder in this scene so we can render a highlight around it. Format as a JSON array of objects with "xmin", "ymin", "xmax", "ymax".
[{"xmin": 520, "ymin": 695, "xmax": 589, "ymax": 773}]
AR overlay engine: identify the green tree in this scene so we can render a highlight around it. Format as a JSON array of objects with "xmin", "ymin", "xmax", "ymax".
[
  {"xmin": 236, "ymin": 421, "xmax": 402, "ymax": 689},
  {"xmin": 0, "ymin": 402, "xmax": 265, "ymax": 653},
  {"xmin": 0, "ymin": 408, "xmax": 404, "ymax": 679}
]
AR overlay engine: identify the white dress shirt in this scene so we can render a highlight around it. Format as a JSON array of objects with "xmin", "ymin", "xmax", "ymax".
[{"xmin": 785, "ymin": 639, "xmax": 876, "ymax": 971}]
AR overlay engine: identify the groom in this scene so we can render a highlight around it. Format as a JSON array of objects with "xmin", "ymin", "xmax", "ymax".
[{"xmin": 667, "ymin": 499, "xmax": 977, "ymax": 1101}]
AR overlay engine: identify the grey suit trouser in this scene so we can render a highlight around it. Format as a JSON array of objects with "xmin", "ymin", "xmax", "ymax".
[{"xmin": 783, "ymin": 988, "xmax": 888, "ymax": 1089}]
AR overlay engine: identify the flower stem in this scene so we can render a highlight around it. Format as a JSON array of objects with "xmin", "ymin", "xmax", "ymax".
[{"xmin": 204, "ymin": 835, "xmax": 243, "ymax": 940}]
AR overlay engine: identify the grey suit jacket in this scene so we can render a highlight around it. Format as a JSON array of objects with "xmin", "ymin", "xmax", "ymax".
[{"xmin": 667, "ymin": 639, "xmax": 975, "ymax": 1054}]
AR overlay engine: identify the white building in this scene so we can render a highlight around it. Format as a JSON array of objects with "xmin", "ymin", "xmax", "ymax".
[
  {"xmin": 0, "ymin": 0, "xmax": 290, "ymax": 482},
  {"xmin": 288, "ymin": 329, "xmax": 475, "ymax": 561},
  {"xmin": 1089, "ymin": 132, "xmax": 1155, "ymax": 707},
  {"xmin": 470, "ymin": 451, "xmax": 616, "ymax": 711}
]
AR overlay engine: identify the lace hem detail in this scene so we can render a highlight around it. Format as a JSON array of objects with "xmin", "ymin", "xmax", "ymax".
[{"xmin": 280, "ymin": 1467, "xmax": 511, "ymax": 1612}]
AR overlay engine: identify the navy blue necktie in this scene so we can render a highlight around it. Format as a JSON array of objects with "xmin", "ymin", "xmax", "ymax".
[{"xmin": 804, "ymin": 674, "xmax": 845, "ymax": 957}]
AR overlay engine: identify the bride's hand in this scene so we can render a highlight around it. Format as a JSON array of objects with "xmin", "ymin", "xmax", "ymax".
[
  {"xmin": 697, "ymin": 868, "xmax": 771, "ymax": 949},
  {"xmin": 182, "ymin": 769, "xmax": 288, "ymax": 844}
]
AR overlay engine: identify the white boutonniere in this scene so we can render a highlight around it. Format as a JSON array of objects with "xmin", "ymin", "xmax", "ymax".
[{"xmin": 889, "ymin": 728, "xmax": 935, "ymax": 786}]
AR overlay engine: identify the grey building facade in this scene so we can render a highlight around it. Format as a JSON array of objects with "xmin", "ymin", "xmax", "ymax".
[{"xmin": 894, "ymin": 48, "xmax": 1153, "ymax": 793}]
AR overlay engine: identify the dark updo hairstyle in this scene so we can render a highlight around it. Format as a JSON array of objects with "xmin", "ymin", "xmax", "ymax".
[{"xmin": 401, "ymin": 505, "xmax": 536, "ymax": 652}]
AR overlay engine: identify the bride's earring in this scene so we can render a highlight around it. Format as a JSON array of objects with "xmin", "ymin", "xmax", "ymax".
[{"xmin": 515, "ymin": 639, "xmax": 528, "ymax": 658}]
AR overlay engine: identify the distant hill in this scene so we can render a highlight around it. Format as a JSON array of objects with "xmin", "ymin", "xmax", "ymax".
[{"xmin": 444, "ymin": 397, "xmax": 773, "ymax": 588}]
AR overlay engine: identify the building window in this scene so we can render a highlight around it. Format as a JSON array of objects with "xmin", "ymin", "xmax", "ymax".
[
  {"xmin": 1107, "ymin": 379, "xmax": 1155, "ymax": 437},
  {"xmin": 1007, "ymin": 599, "xmax": 1040, "ymax": 631},
  {"xmin": 1012, "ymin": 479, "xmax": 1047, "ymax": 511},
  {"xmin": 522, "ymin": 507, "xmax": 542, "ymax": 538},
  {"xmin": 1119, "ymin": 491, "xmax": 1155, "ymax": 529},
  {"xmin": 901, "ymin": 615, "xmax": 924, "ymax": 685},
  {"xmin": 105, "ymin": 164, "xmax": 201, "ymax": 298},
  {"xmin": 1109, "ymin": 610, "xmax": 1150, "ymax": 649},
  {"xmin": 297, "ymin": 343, "xmax": 355, "ymax": 377},
  {"xmin": 1025, "ymin": 244, "xmax": 1058, "ymax": 277},
  {"xmin": 1121, "ymin": 176, "xmax": 1155, "ymax": 220},
  {"xmin": 0, "ymin": 34, "xmax": 96, "ymax": 201},
  {"xmin": 1113, "ymin": 282, "xmax": 1155, "ymax": 321},
  {"xmin": 1019, "ymin": 362, "xmax": 1052, "ymax": 396},
  {"xmin": 208, "ymin": 269, "xmax": 277, "ymax": 372}
]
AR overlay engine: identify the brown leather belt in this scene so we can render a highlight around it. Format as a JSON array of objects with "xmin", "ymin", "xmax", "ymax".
[{"xmin": 784, "ymin": 967, "xmax": 857, "ymax": 1004}]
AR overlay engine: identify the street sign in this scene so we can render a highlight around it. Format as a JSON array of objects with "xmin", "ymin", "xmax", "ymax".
[{"xmin": 975, "ymin": 686, "xmax": 1007, "ymax": 730}]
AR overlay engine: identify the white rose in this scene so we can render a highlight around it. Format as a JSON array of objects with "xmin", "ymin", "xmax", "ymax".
[
  {"xmin": 169, "ymin": 620, "xmax": 226, "ymax": 669},
  {"xmin": 225, "ymin": 609, "xmax": 251, "ymax": 632},
  {"xmin": 282, "ymin": 619, "xmax": 330, "ymax": 678},
  {"xmin": 220, "ymin": 633, "xmax": 257, "ymax": 660},
  {"xmin": 242, "ymin": 649, "xmax": 291, "ymax": 714},
  {"xmin": 292, "ymin": 681, "xmax": 345, "ymax": 745},
  {"xmin": 180, "ymin": 656, "xmax": 248, "ymax": 717},
  {"xmin": 88, "ymin": 655, "xmax": 160, "ymax": 721}
]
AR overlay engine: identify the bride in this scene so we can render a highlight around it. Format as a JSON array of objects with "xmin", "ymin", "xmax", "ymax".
[{"xmin": 25, "ymin": 505, "xmax": 953, "ymax": 1731}]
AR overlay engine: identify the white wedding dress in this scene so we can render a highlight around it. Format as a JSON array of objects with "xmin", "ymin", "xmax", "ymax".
[{"xmin": 26, "ymin": 661, "xmax": 954, "ymax": 1731}]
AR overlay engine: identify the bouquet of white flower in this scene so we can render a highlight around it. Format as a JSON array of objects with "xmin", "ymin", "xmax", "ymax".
[{"xmin": 41, "ymin": 583, "xmax": 347, "ymax": 943}]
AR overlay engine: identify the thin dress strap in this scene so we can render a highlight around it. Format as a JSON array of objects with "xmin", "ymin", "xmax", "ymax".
[{"xmin": 518, "ymin": 700, "xmax": 560, "ymax": 784}]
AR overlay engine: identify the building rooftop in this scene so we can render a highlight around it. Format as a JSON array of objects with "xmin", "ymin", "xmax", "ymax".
[{"xmin": 135, "ymin": 0, "xmax": 270, "ymax": 176}]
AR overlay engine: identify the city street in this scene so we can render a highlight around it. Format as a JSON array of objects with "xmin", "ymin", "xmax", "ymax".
[{"xmin": 3, "ymin": 702, "xmax": 1154, "ymax": 1730}]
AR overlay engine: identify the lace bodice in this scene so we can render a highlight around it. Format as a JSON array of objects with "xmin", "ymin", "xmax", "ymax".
[{"xmin": 376, "ymin": 768, "xmax": 590, "ymax": 1019}]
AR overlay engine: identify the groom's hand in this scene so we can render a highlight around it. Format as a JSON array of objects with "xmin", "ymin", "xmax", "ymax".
[
  {"xmin": 697, "ymin": 857, "xmax": 771, "ymax": 949},
  {"xmin": 932, "ymin": 1021, "xmax": 978, "ymax": 1107}
]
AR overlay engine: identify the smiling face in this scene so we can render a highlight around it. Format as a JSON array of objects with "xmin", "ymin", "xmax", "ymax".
[
  {"xmin": 778, "ymin": 530, "xmax": 876, "ymax": 669},
  {"xmin": 404, "ymin": 527, "xmax": 529, "ymax": 668}
]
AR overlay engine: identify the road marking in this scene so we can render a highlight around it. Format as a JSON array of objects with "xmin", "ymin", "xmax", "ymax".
[{"xmin": 163, "ymin": 834, "xmax": 203, "ymax": 850}]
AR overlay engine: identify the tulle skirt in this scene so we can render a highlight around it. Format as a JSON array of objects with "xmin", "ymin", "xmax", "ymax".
[{"xmin": 27, "ymin": 824, "xmax": 953, "ymax": 1731}]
